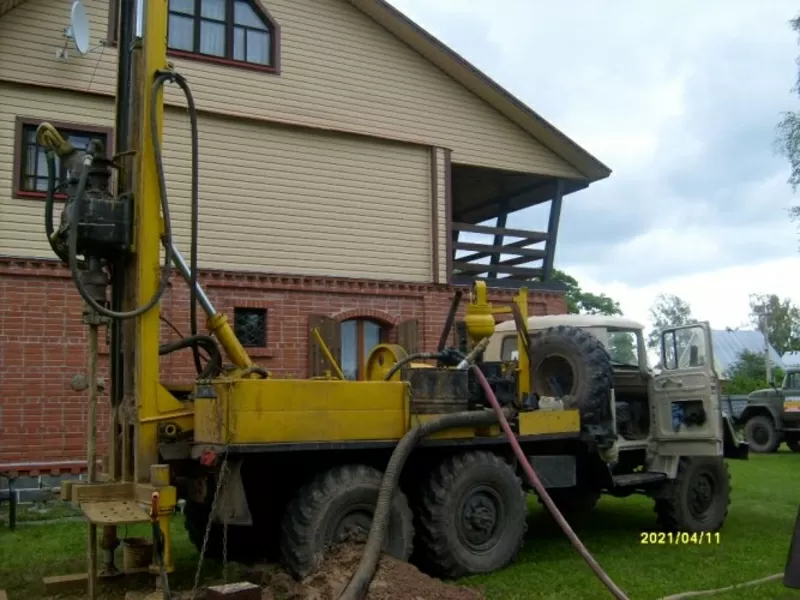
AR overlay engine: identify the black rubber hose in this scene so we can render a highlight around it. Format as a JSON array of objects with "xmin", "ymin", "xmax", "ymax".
[
  {"xmin": 381, "ymin": 352, "xmax": 442, "ymax": 381},
  {"xmin": 163, "ymin": 71, "xmax": 203, "ymax": 377},
  {"xmin": 159, "ymin": 334, "xmax": 222, "ymax": 380},
  {"xmin": 337, "ymin": 406, "xmax": 514, "ymax": 600},
  {"xmin": 65, "ymin": 75, "xmax": 176, "ymax": 320}
]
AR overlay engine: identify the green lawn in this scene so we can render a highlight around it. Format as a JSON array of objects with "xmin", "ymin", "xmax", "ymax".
[{"xmin": 2, "ymin": 450, "xmax": 800, "ymax": 599}]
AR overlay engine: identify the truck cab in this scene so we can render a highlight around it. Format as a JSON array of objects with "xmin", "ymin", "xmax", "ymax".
[{"xmin": 485, "ymin": 315, "xmax": 748, "ymax": 459}]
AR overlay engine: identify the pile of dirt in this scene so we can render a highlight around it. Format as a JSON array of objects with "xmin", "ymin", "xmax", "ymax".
[{"xmin": 262, "ymin": 545, "xmax": 484, "ymax": 600}]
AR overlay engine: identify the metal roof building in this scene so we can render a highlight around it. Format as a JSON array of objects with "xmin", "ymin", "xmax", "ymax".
[{"xmin": 712, "ymin": 328, "xmax": 784, "ymax": 376}]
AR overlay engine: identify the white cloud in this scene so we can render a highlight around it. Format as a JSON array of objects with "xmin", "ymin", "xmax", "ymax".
[
  {"xmin": 569, "ymin": 256, "xmax": 800, "ymax": 335},
  {"xmin": 388, "ymin": 0, "xmax": 800, "ymax": 329}
]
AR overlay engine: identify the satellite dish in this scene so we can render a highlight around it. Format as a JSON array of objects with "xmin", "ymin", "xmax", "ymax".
[{"xmin": 69, "ymin": 0, "xmax": 90, "ymax": 55}]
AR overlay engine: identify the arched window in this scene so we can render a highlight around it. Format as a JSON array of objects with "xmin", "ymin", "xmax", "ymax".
[
  {"xmin": 340, "ymin": 319, "xmax": 386, "ymax": 380},
  {"xmin": 167, "ymin": 0, "xmax": 278, "ymax": 68}
]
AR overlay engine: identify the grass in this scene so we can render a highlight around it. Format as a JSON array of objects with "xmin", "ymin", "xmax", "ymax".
[{"xmin": 2, "ymin": 451, "xmax": 800, "ymax": 599}]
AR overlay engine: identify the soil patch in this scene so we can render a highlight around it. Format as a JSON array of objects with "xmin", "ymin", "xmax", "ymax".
[{"xmin": 262, "ymin": 545, "xmax": 484, "ymax": 600}]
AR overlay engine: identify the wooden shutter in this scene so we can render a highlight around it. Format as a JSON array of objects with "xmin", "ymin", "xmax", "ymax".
[
  {"xmin": 397, "ymin": 319, "xmax": 420, "ymax": 354},
  {"xmin": 308, "ymin": 314, "xmax": 341, "ymax": 378}
]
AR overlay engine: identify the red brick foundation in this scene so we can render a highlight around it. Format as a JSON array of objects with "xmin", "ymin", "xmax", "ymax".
[{"xmin": 0, "ymin": 257, "xmax": 566, "ymax": 467}]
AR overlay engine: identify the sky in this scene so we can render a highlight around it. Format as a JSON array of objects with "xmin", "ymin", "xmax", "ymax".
[{"xmin": 387, "ymin": 0, "xmax": 800, "ymax": 337}]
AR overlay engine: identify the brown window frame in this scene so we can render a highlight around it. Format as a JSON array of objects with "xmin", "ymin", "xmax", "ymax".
[
  {"xmin": 12, "ymin": 117, "xmax": 114, "ymax": 201},
  {"xmin": 340, "ymin": 318, "xmax": 388, "ymax": 381},
  {"xmin": 107, "ymin": 0, "xmax": 281, "ymax": 75}
]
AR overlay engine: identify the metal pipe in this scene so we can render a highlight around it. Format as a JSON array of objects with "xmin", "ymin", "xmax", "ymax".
[
  {"xmin": 87, "ymin": 322, "xmax": 99, "ymax": 600},
  {"xmin": 170, "ymin": 244, "xmax": 216, "ymax": 317}
]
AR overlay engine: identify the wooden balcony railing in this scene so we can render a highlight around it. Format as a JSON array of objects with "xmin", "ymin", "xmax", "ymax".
[{"xmin": 451, "ymin": 222, "xmax": 549, "ymax": 282}]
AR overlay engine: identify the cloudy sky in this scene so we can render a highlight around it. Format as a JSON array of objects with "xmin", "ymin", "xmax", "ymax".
[{"xmin": 389, "ymin": 0, "xmax": 800, "ymax": 335}]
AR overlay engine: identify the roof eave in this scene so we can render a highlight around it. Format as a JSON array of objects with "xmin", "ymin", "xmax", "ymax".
[{"xmin": 348, "ymin": 0, "xmax": 613, "ymax": 183}]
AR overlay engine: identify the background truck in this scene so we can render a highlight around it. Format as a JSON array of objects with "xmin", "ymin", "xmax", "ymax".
[{"xmin": 732, "ymin": 367, "xmax": 800, "ymax": 452}]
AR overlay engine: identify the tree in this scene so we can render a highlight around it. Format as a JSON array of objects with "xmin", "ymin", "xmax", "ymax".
[
  {"xmin": 608, "ymin": 331, "xmax": 638, "ymax": 365},
  {"xmin": 647, "ymin": 293, "xmax": 694, "ymax": 350},
  {"xmin": 774, "ymin": 13, "xmax": 800, "ymax": 222},
  {"xmin": 724, "ymin": 349, "xmax": 785, "ymax": 394},
  {"xmin": 552, "ymin": 269, "xmax": 622, "ymax": 316},
  {"xmin": 748, "ymin": 293, "xmax": 800, "ymax": 355}
]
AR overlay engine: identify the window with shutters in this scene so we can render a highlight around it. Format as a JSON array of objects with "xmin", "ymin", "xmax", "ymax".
[{"xmin": 341, "ymin": 319, "xmax": 387, "ymax": 381}]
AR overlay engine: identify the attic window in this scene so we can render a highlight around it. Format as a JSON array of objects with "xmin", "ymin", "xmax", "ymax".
[
  {"xmin": 108, "ymin": 0, "xmax": 280, "ymax": 72},
  {"xmin": 167, "ymin": 0, "xmax": 279, "ymax": 70}
]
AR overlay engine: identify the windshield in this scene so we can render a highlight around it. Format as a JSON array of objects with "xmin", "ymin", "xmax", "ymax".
[
  {"xmin": 500, "ymin": 326, "xmax": 642, "ymax": 367},
  {"xmin": 606, "ymin": 329, "xmax": 640, "ymax": 367}
]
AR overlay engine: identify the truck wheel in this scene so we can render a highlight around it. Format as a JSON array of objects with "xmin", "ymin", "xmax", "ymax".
[
  {"xmin": 744, "ymin": 415, "xmax": 780, "ymax": 453},
  {"xmin": 410, "ymin": 450, "xmax": 527, "ymax": 579},
  {"xmin": 527, "ymin": 325, "xmax": 614, "ymax": 430},
  {"xmin": 654, "ymin": 457, "xmax": 731, "ymax": 532},
  {"xmin": 279, "ymin": 464, "xmax": 414, "ymax": 579}
]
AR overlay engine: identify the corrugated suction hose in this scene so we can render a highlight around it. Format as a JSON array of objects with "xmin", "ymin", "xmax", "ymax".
[{"xmin": 337, "ymin": 360, "xmax": 630, "ymax": 600}]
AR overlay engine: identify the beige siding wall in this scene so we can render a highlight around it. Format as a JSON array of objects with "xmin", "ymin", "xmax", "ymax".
[
  {"xmin": 0, "ymin": 0, "xmax": 581, "ymax": 177},
  {"xmin": 0, "ymin": 83, "xmax": 433, "ymax": 281},
  {"xmin": 0, "ymin": 86, "xmax": 115, "ymax": 259}
]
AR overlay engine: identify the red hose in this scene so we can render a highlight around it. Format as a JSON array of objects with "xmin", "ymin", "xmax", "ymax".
[{"xmin": 470, "ymin": 364, "xmax": 630, "ymax": 600}]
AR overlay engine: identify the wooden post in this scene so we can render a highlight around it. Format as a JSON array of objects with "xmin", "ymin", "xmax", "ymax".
[{"xmin": 542, "ymin": 179, "xmax": 563, "ymax": 281}]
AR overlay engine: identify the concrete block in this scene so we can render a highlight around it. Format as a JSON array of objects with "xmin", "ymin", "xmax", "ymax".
[
  {"xmin": 42, "ymin": 573, "xmax": 88, "ymax": 596},
  {"xmin": 206, "ymin": 581, "xmax": 261, "ymax": 600}
]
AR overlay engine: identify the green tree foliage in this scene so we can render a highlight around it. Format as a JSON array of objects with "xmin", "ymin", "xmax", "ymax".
[
  {"xmin": 748, "ymin": 293, "xmax": 800, "ymax": 355},
  {"xmin": 608, "ymin": 331, "xmax": 638, "ymax": 365},
  {"xmin": 774, "ymin": 14, "xmax": 800, "ymax": 222},
  {"xmin": 724, "ymin": 349, "xmax": 785, "ymax": 394},
  {"xmin": 552, "ymin": 269, "xmax": 622, "ymax": 316},
  {"xmin": 647, "ymin": 293, "xmax": 694, "ymax": 350}
]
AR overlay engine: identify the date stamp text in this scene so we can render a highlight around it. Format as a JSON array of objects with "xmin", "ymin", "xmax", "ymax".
[{"xmin": 640, "ymin": 531, "xmax": 720, "ymax": 545}]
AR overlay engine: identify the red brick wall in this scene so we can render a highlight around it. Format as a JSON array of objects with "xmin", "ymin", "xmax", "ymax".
[{"xmin": 0, "ymin": 257, "xmax": 566, "ymax": 467}]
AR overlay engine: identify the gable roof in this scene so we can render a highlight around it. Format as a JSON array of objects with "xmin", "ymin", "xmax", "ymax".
[
  {"xmin": 347, "ymin": 0, "xmax": 611, "ymax": 182},
  {"xmin": 712, "ymin": 328, "xmax": 784, "ymax": 374}
]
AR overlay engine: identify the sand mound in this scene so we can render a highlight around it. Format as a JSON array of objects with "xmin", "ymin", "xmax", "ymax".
[{"xmin": 262, "ymin": 545, "xmax": 484, "ymax": 600}]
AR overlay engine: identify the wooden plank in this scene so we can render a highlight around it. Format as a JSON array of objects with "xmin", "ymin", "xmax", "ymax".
[
  {"xmin": 452, "ymin": 263, "xmax": 543, "ymax": 277},
  {"xmin": 451, "ymin": 222, "xmax": 548, "ymax": 241},
  {"xmin": 457, "ymin": 237, "xmax": 538, "ymax": 263},
  {"xmin": 43, "ymin": 573, "xmax": 89, "ymax": 596},
  {"xmin": 72, "ymin": 482, "xmax": 135, "ymax": 504},
  {"xmin": 453, "ymin": 242, "xmax": 546, "ymax": 259}
]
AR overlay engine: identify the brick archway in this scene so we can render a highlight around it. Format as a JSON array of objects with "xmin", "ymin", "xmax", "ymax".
[{"xmin": 330, "ymin": 308, "xmax": 398, "ymax": 328}]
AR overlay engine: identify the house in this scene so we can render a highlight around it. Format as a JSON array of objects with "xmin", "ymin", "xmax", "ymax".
[
  {"xmin": 0, "ymin": 0, "xmax": 611, "ymax": 468},
  {"xmin": 712, "ymin": 328, "xmax": 784, "ymax": 376}
]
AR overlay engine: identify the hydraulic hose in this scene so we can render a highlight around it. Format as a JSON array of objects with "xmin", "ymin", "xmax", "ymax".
[
  {"xmin": 159, "ymin": 334, "xmax": 222, "ymax": 380},
  {"xmin": 337, "ymin": 406, "xmax": 515, "ymax": 600},
  {"xmin": 157, "ymin": 70, "xmax": 204, "ymax": 377},
  {"xmin": 469, "ymin": 363, "xmax": 630, "ymax": 600}
]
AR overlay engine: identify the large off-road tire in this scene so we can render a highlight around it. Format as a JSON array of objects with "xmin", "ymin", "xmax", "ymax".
[
  {"xmin": 279, "ymin": 464, "xmax": 414, "ymax": 580},
  {"xmin": 744, "ymin": 415, "xmax": 780, "ymax": 453},
  {"xmin": 654, "ymin": 457, "xmax": 731, "ymax": 532},
  {"xmin": 526, "ymin": 325, "xmax": 614, "ymax": 428},
  {"xmin": 183, "ymin": 501, "xmax": 260, "ymax": 564},
  {"xmin": 410, "ymin": 450, "xmax": 527, "ymax": 579}
]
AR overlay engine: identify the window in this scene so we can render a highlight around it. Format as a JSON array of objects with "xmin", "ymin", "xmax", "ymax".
[
  {"xmin": 340, "ymin": 319, "xmax": 386, "ymax": 380},
  {"xmin": 13, "ymin": 118, "xmax": 112, "ymax": 198},
  {"xmin": 166, "ymin": 0, "xmax": 277, "ymax": 69},
  {"xmin": 233, "ymin": 307, "xmax": 267, "ymax": 347},
  {"xmin": 662, "ymin": 325, "xmax": 707, "ymax": 371}
]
